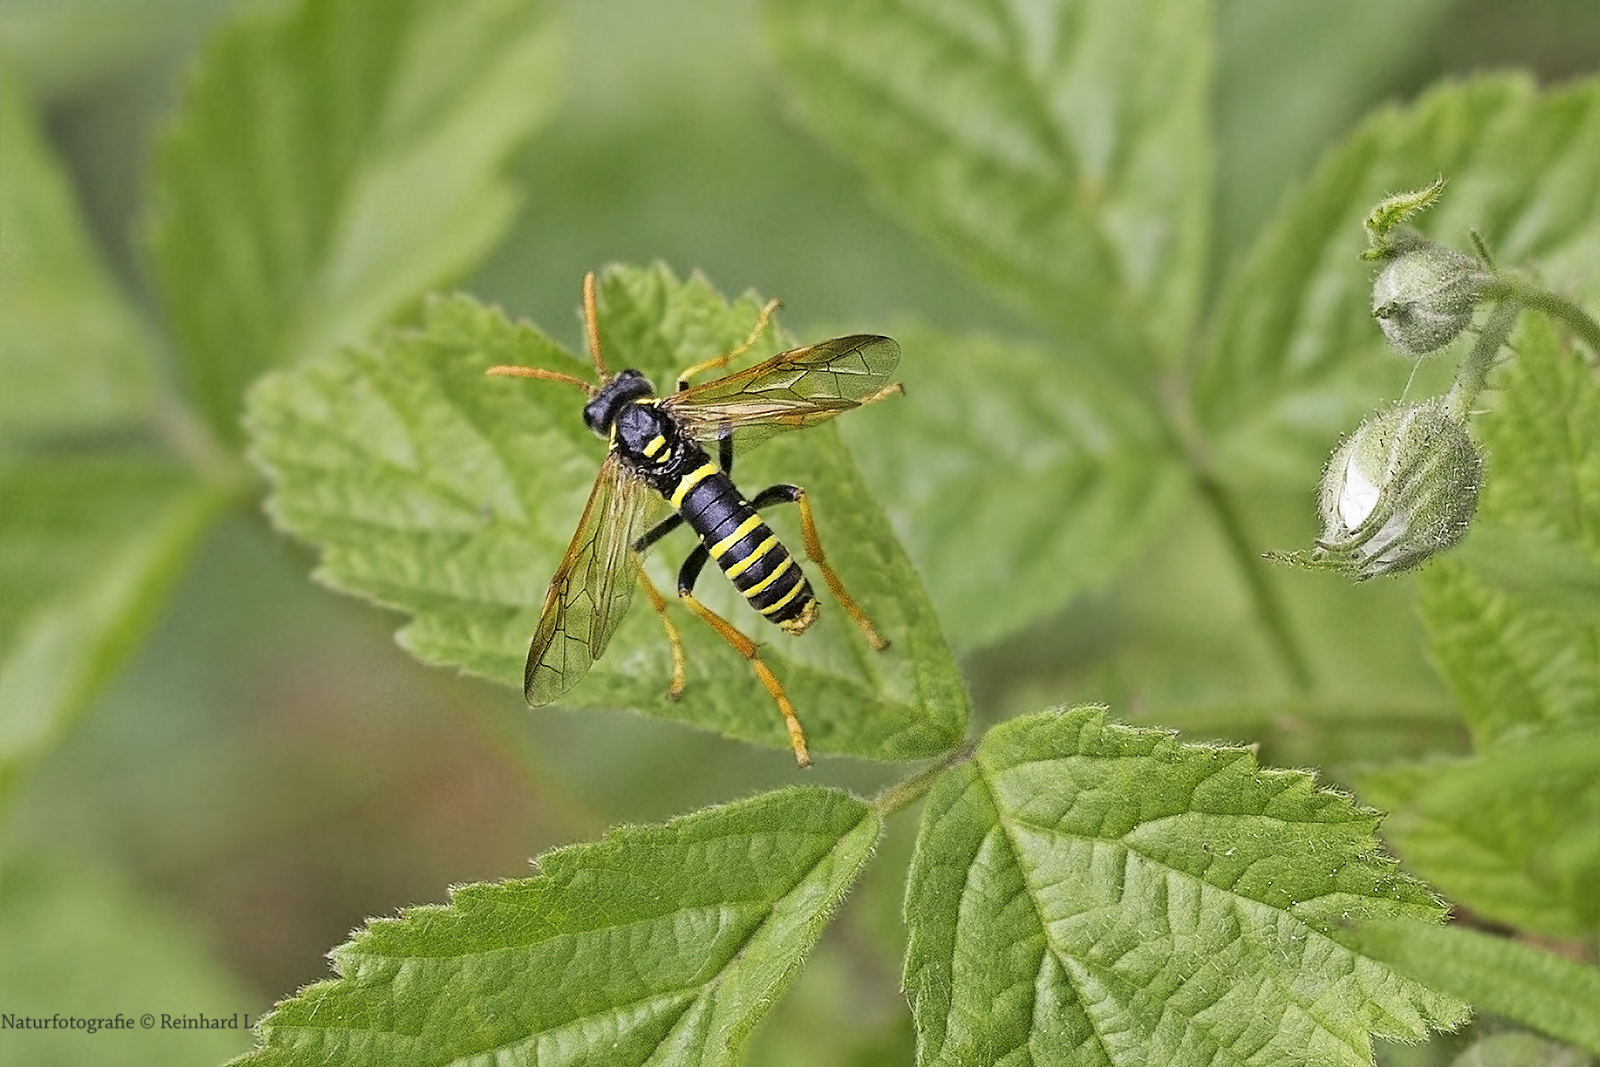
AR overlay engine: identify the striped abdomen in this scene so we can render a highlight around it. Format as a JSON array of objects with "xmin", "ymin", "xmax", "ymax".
[{"xmin": 668, "ymin": 459, "xmax": 818, "ymax": 634}]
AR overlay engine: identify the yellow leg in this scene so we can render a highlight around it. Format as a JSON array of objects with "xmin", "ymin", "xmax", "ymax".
[
  {"xmin": 675, "ymin": 298, "xmax": 783, "ymax": 392},
  {"xmin": 793, "ymin": 488, "xmax": 890, "ymax": 652},
  {"xmin": 679, "ymin": 591, "xmax": 811, "ymax": 768},
  {"xmin": 631, "ymin": 556, "xmax": 686, "ymax": 700}
]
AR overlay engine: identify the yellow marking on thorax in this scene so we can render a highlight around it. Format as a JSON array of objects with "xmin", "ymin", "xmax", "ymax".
[
  {"xmin": 641, "ymin": 434, "xmax": 668, "ymax": 458},
  {"xmin": 724, "ymin": 535, "xmax": 779, "ymax": 580},
  {"xmin": 709, "ymin": 514, "xmax": 763, "ymax": 559},
  {"xmin": 669, "ymin": 462, "xmax": 718, "ymax": 508}
]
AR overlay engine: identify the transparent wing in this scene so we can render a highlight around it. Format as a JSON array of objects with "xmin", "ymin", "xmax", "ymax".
[
  {"xmin": 524, "ymin": 452, "xmax": 655, "ymax": 705},
  {"xmin": 664, "ymin": 334, "xmax": 900, "ymax": 445}
]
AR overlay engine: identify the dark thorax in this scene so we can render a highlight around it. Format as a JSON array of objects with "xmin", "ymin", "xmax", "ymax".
[{"xmin": 584, "ymin": 370, "xmax": 709, "ymax": 496}]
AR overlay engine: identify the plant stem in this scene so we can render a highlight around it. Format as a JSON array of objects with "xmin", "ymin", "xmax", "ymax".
[
  {"xmin": 158, "ymin": 390, "xmax": 258, "ymax": 500},
  {"xmin": 1482, "ymin": 274, "xmax": 1600, "ymax": 366},
  {"xmin": 1444, "ymin": 300, "xmax": 1521, "ymax": 420},
  {"xmin": 874, "ymin": 744, "xmax": 972, "ymax": 818},
  {"xmin": 1196, "ymin": 475, "xmax": 1314, "ymax": 692}
]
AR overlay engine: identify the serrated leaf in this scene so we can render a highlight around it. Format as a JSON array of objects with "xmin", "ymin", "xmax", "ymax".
[
  {"xmin": 1197, "ymin": 74, "xmax": 1600, "ymax": 487},
  {"xmin": 233, "ymin": 787, "xmax": 881, "ymax": 1067},
  {"xmin": 904, "ymin": 707, "xmax": 1465, "ymax": 1067},
  {"xmin": 0, "ymin": 458, "xmax": 227, "ymax": 780},
  {"xmin": 246, "ymin": 265, "xmax": 968, "ymax": 761},
  {"xmin": 1418, "ymin": 314, "xmax": 1600, "ymax": 744},
  {"xmin": 147, "ymin": 0, "xmax": 559, "ymax": 445},
  {"xmin": 1357, "ymin": 728, "xmax": 1600, "ymax": 940},
  {"xmin": 766, "ymin": 0, "xmax": 1213, "ymax": 373},
  {"xmin": 0, "ymin": 64, "xmax": 159, "ymax": 450},
  {"xmin": 847, "ymin": 325, "xmax": 1188, "ymax": 652},
  {"xmin": 1336, "ymin": 918, "xmax": 1600, "ymax": 1057}
]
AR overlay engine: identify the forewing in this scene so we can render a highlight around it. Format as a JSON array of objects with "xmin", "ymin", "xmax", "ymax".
[
  {"xmin": 665, "ymin": 334, "xmax": 900, "ymax": 444},
  {"xmin": 524, "ymin": 452, "xmax": 654, "ymax": 705}
]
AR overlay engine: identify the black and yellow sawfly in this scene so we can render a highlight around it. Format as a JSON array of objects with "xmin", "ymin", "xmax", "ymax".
[{"xmin": 487, "ymin": 273, "xmax": 901, "ymax": 766}]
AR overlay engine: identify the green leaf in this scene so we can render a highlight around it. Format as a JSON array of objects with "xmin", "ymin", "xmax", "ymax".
[
  {"xmin": 246, "ymin": 264, "xmax": 968, "ymax": 761},
  {"xmin": 147, "ymin": 0, "xmax": 560, "ymax": 445},
  {"xmin": 766, "ymin": 0, "xmax": 1213, "ymax": 373},
  {"xmin": 0, "ymin": 0, "xmax": 224, "ymax": 101},
  {"xmin": 1444, "ymin": 522, "xmax": 1600, "ymax": 623},
  {"xmin": 1357, "ymin": 728, "xmax": 1600, "ymax": 939},
  {"xmin": 1448, "ymin": 1033, "xmax": 1597, "ymax": 1067},
  {"xmin": 233, "ymin": 787, "xmax": 881, "ymax": 1067},
  {"xmin": 0, "ymin": 856, "xmax": 259, "ymax": 1067},
  {"xmin": 1213, "ymin": 0, "xmax": 1453, "ymax": 269},
  {"xmin": 1335, "ymin": 918, "xmax": 1600, "ymax": 1057},
  {"xmin": 0, "ymin": 458, "xmax": 227, "ymax": 782},
  {"xmin": 847, "ymin": 325, "xmax": 1189, "ymax": 652},
  {"xmin": 1418, "ymin": 314, "xmax": 1600, "ymax": 744},
  {"xmin": 0, "ymin": 64, "xmax": 159, "ymax": 450},
  {"xmin": 904, "ymin": 707, "xmax": 1466, "ymax": 1067},
  {"xmin": 1197, "ymin": 74, "xmax": 1600, "ymax": 488}
]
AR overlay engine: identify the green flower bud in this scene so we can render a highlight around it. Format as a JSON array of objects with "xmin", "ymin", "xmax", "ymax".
[
  {"xmin": 1310, "ymin": 399, "xmax": 1483, "ymax": 579},
  {"xmin": 1370, "ymin": 236, "xmax": 1485, "ymax": 355}
]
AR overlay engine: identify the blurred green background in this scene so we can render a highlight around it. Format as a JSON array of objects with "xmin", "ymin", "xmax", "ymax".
[{"xmin": 1, "ymin": 0, "xmax": 1597, "ymax": 1063}]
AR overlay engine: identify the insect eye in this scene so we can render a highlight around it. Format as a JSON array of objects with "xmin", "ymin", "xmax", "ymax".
[{"xmin": 582, "ymin": 371, "xmax": 656, "ymax": 435}]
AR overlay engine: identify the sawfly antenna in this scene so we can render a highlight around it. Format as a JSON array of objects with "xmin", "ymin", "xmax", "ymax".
[
  {"xmin": 484, "ymin": 272, "xmax": 611, "ymax": 395},
  {"xmin": 583, "ymin": 270, "xmax": 609, "ymax": 379}
]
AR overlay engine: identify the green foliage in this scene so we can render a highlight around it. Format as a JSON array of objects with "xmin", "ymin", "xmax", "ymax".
[
  {"xmin": 236, "ymin": 789, "xmax": 881, "ymax": 1067},
  {"xmin": 767, "ymin": 0, "xmax": 1218, "ymax": 647},
  {"xmin": 767, "ymin": 0, "xmax": 1212, "ymax": 373},
  {"xmin": 904, "ymin": 708, "xmax": 1464, "ymax": 1067},
  {"xmin": 0, "ymin": 67, "xmax": 158, "ymax": 447},
  {"xmin": 1196, "ymin": 76, "xmax": 1600, "ymax": 489},
  {"xmin": 1358, "ymin": 728, "xmax": 1600, "ymax": 939},
  {"xmin": 0, "ymin": 858, "xmax": 257, "ymax": 1067},
  {"xmin": 1446, "ymin": 1033, "xmax": 1597, "ymax": 1067},
  {"xmin": 230, "ymin": 709, "xmax": 1469, "ymax": 1067},
  {"xmin": 3, "ymin": 0, "xmax": 1598, "ymax": 1065},
  {"xmin": 0, "ymin": 0, "xmax": 556, "ymax": 789},
  {"xmin": 843, "ymin": 325, "xmax": 1190, "ymax": 651},
  {"xmin": 0, "ymin": 459, "xmax": 224, "ymax": 782},
  {"xmin": 1356, "ymin": 315, "xmax": 1600, "ymax": 947},
  {"xmin": 146, "ymin": 0, "xmax": 559, "ymax": 443},
  {"xmin": 1417, "ymin": 315, "xmax": 1600, "ymax": 744},
  {"xmin": 1336, "ymin": 918, "xmax": 1600, "ymax": 1055},
  {"xmin": 0, "ymin": 68, "xmax": 229, "ymax": 785}
]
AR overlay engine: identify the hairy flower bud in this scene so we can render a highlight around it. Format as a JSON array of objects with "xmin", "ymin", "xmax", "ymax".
[
  {"xmin": 1370, "ymin": 237, "xmax": 1485, "ymax": 355},
  {"xmin": 1310, "ymin": 400, "xmax": 1483, "ymax": 579}
]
